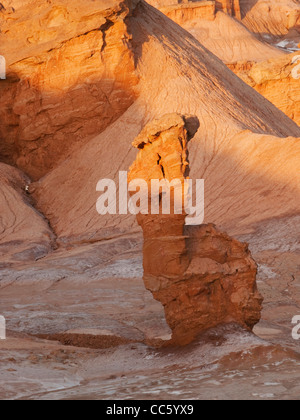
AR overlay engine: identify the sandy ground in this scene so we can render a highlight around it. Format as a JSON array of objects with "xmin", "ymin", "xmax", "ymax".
[{"xmin": 0, "ymin": 214, "xmax": 299, "ymax": 400}]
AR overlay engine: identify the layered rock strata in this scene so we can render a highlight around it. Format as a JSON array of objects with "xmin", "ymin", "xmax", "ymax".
[{"xmin": 0, "ymin": 0, "xmax": 138, "ymax": 179}]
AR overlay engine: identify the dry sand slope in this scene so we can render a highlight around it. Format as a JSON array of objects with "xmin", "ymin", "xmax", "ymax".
[
  {"xmin": 31, "ymin": 1, "xmax": 300, "ymax": 242},
  {"xmin": 156, "ymin": 2, "xmax": 285, "ymax": 63},
  {"xmin": 151, "ymin": 1, "xmax": 300, "ymax": 125},
  {"xmin": 0, "ymin": 0, "xmax": 300, "ymax": 400},
  {"xmin": 0, "ymin": 164, "xmax": 54, "ymax": 263}
]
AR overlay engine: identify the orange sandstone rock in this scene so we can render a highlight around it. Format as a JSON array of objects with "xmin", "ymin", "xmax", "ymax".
[
  {"xmin": 233, "ymin": 53, "xmax": 300, "ymax": 126},
  {"xmin": 240, "ymin": 0, "xmax": 300, "ymax": 37},
  {"xmin": 160, "ymin": 1, "xmax": 216, "ymax": 23},
  {"xmin": 216, "ymin": 0, "xmax": 241, "ymax": 19},
  {"xmin": 147, "ymin": 1, "xmax": 299, "ymax": 125},
  {"xmin": 128, "ymin": 114, "xmax": 263, "ymax": 345},
  {"xmin": 0, "ymin": 0, "xmax": 138, "ymax": 179}
]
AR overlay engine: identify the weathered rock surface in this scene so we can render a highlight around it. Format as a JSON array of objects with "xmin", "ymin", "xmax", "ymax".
[
  {"xmin": 165, "ymin": 8, "xmax": 284, "ymax": 64},
  {"xmin": 0, "ymin": 232, "xmax": 299, "ymax": 399},
  {"xmin": 216, "ymin": 0, "xmax": 241, "ymax": 18},
  {"xmin": 0, "ymin": 0, "xmax": 138, "ymax": 179},
  {"xmin": 0, "ymin": 163, "xmax": 54, "ymax": 263},
  {"xmin": 240, "ymin": 0, "xmax": 300, "ymax": 37},
  {"xmin": 148, "ymin": 0, "xmax": 241, "ymax": 18},
  {"xmin": 0, "ymin": 0, "xmax": 299, "ymax": 400},
  {"xmin": 232, "ymin": 53, "xmax": 300, "ymax": 126},
  {"xmin": 128, "ymin": 114, "xmax": 263, "ymax": 344},
  {"xmin": 160, "ymin": 1, "xmax": 216, "ymax": 23},
  {"xmin": 1, "ymin": 0, "xmax": 298, "ymax": 181}
]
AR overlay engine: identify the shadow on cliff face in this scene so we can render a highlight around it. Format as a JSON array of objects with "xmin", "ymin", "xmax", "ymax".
[
  {"xmin": 0, "ymin": 73, "xmax": 21, "ymax": 166},
  {"xmin": 0, "ymin": 70, "xmax": 138, "ymax": 181},
  {"xmin": 0, "ymin": 0, "xmax": 299, "ymax": 260},
  {"xmin": 239, "ymin": 0, "xmax": 259, "ymax": 19}
]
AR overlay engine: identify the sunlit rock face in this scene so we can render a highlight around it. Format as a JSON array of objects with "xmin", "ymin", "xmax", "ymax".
[
  {"xmin": 152, "ymin": 1, "xmax": 217, "ymax": 23},
  {"xmin": 0, "ymin": 0, "xmax": 138, "ymax": 179},
  {"xmin": 240, "ymin": 0, "xmax": 300, "ymax": 37},
  {"xmin": 128, "ymin": 114, "xmax": 263, "ymax": 345},
  {"xmin": 146, "ymin": 0, "xmax": 241, "ymax": 23},
  {"xmin": 231, "ymin": 53, "xmax": 300, "ymax": 126},
  {"xmin": 145, "ymin": 1, "xmax": 300, "ymax": 126},
  {"xmin": 0, "ymin": 0, "xmax": 300, "ymax": 401},
  {"xmin": 216, "ymin": 0, "xmax": 241, "ymax": 18}
]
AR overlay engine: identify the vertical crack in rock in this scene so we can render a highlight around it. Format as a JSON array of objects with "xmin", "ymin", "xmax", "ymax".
[
  {"xmin": 128, "ymin": 113, "xmax": 263, "ymax": 346},
  {"xmin": 157, "ymin": 154, "xmax": 166, "ymax": 178},
  {"xmin": 100, "ymin": 19, "xmax": 114, "ymax": 57}
]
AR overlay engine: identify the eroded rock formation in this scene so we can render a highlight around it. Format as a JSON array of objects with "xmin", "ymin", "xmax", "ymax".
[
  {"xmin": 148, "ymin": 0, "xmax": 241, "ymax": 19},
  {"xmin": 128, "ymin": 114, "xmax": 263, "ymax": 345},
  {"xmin": 240, "ymin": 0, "xmax": 300, "ymax": 37},
  {"xmin": 232, "ymin": 53, "xmax": 300, "ymax": 126},
  {"xmin": 152, "ymin": 1, "xmax": 284, "ymax": 65},
  {"xmin": 160, "ymin": 1, "xmax": 216, "ymax": 23},
  {"xmin": 0, "ymin": 0, "xmax": 138, "ymax": 179},
  {"xmin": 217, "ymin": 0, "xmax": 241, "ymax": 19},
  {"xmin": 32, "ymin": 0, "xmax": 300, "ymax": 243}
]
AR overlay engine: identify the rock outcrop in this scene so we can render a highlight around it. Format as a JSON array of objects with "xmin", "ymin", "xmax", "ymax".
[
  {"xmin": 0, "ymin": 0, "xmax": 138, "ymax": 179},
  {"xmin": 216, "ymin": 0, "xmax": 241, "ymax": 19},
  {"xmin": 147, "ymin": 1, "xmax": 299, "ymax": 124},
  {"xmin": 1, "ymin": 1, "xmax": 300, "ymax": 399},
  {"xmin": 232, "ymin": 53, "xmax": 300, "ymax": 126},
  {"xmin": 128, "ymin": 114, "xmax": 263, "ymax": 345},
  {"xmin": 160, "ymin": 1, "xmax": 216, "ymax": 24},
  {"xmin": 152, "ymin": 1, "xmax": 284, "ymax": 64},
  {"xmin": 240, "ymin": 0, "xmax": 300, "ymax": 37},
  {"xmin": 148, "ymin": 0, "xmax": 241, "ymax": 19}
]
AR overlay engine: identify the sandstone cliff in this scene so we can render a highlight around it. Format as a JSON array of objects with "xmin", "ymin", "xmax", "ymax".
[
  {"xmin": 232, "ymin": 53, "xmax": 300, "ymax": 126},
  {"xmin": 0, "ymin": 0, "xmax": 138, "ymax": 179},
  {"xmin": 163, "ymin": 8, "xmax": 284, "ymax": 64},
  {"xmin": 217, "ymin": 0, "xmax": 241, "ymax": 19},
  {"xmin": 0, "ymin": 0, "xmax": 299, "ymax": 399},
  {"xmin": 160, "ymin": 1, "xmax": 216, "ymax": 24},
  {"xmin": 148, "ymin": 0, "xmax": 241, "ymax": 18},
  {"xmin": 240, "ymin": 0, "xmax": 300, "ymax": 37}
]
